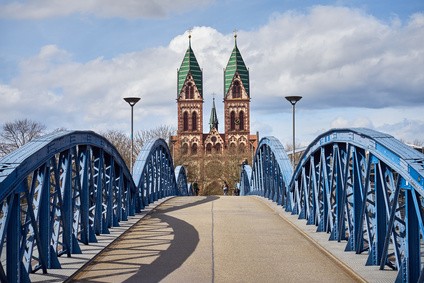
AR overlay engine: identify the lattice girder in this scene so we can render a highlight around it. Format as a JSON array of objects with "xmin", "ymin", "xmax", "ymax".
[
  {"xmin": 0, "ymin": 132, "xmax": 189, "ymax": 282},
  {"xmin": 240, "ymin": 128, "xmax": 424, "ymax": 282}
]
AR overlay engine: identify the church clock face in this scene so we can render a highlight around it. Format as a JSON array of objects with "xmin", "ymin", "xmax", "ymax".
[{"xmin": 235, "ymin": 118, "xmax": 240, "ymax": 125}]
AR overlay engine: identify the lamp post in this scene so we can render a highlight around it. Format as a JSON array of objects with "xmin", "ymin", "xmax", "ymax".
[
  {"xmin": 124, "ymin": 97, "xmax": 141, "ymax": 174},
  {"xmin": 285, "ymin": 96, "xmax": 302, "ymax": 169}
]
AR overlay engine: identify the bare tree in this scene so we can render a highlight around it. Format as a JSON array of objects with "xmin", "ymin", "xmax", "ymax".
[
  {"xmin": 101, "ymin": 130, "xmax": 131, "ymax": 168},
  {"xmin": 102, "ymin": 125, "xmax": 176, "ymax": 170},
  {"xmin": 285, "ymin": 142, "xmax": 303, "ymax": 167},
  {"xmin": 135, "ymin": 124, "xmax": 176, "ymax": 150},
  {"xmin": 409, "ymin": 139, "xmax": 424, "ymax": 154},
  {"xmin": 412, "ymin": 139, "xmax": 424, "ymax": 146},
  {"xmin": 0, "ymin": 119, "xmax": 46, "ymax": 157}
]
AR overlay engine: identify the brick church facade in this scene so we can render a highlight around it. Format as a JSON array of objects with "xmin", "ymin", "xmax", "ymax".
[{"xmin": 170, "ymin": 34, "xmax": 258, "ymax": 195}]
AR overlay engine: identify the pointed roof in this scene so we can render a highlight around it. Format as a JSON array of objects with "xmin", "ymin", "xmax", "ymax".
[
  {"xmin": 224, "ymin": 34, "xmax": 249, "ymax": 97},
  {"xmin": 209, "ymin": 97, "xmax": 219, "ymax": 131},
  {"xmin": 178, "ymin": 34, "xmax": 202, "ymax": 98}
]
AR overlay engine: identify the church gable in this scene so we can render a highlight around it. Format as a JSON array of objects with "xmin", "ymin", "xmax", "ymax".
[
  {"xmin": 179, "ymin": 74, "xmax": 202, "ymax": 101},
  {"xmin": 203, "ymin": 128, "xmax": 225, "ymax": 154},
  {"xmin": 225, "ymin": 73, "xmax": 249, "ymax": 100}
]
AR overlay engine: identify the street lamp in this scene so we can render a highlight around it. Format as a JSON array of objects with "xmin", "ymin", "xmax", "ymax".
[
  {"xmin": 285, "ymin": 96, "xmax": 302, "ymax": 169},
  {"xmin": 124, "ymin": 97, "xmax": 141, "ymax": 174}
]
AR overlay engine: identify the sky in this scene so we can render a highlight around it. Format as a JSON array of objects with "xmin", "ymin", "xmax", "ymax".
[{"xmin": 0, "ymin": 0, "xmax": 423, "ymax": 148}]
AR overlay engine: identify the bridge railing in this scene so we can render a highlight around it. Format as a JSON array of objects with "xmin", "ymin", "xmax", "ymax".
[
  {"xmin": 241, "ymin": 136, "xmax": 292, "ymax": 204},
  {"xmin": 241, "ymin": 128, "xmax": 424, "ymax": 282},
  {"xmin": 175, "ymin": 165, "xmax": 192, "ymax": 196},
  {"xmin": 0, "ymin": 131, "xmax": 188, "ymax": 282},
  {"xmin": 132, "ymin": 138, "xmax": 190, "ymax": 207}
]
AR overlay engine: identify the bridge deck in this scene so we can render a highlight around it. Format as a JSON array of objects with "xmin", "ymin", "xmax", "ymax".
[{"xmin": 66, "ymin": 196, "xmax": 396, "ymax": 283}]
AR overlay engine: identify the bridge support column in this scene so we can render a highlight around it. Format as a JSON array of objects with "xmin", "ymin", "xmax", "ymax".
[
  {"xmin": 366, "ymin": 161, "xmax": 386, "ymax": 266},
  {"xmin": 395, "ymin": 189, "xmax": 420, "ymax": 282}
]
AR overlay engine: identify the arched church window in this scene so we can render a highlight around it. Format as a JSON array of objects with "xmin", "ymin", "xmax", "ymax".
[
  {"xmin": 191, "ymin": 143, "xmax": 198, "ymax": 155},
  {"xmin": 192, "ymin": 112, "xmax": 197, "ymax": 131},
  {"xmin": 185, "ymin": 83, "xmax": 194, "ymax": 99},
  {"xmin": 215, "ymin": 143, "xmax": 221, "ymax": 153},
  {"xmin": 239, "ymin": 143, "xmax": 246, "ymax": 153},
  {"xmin": 229, "ymin": 142, "xmax": 236, "ymax": 154},
  {"xmin": 183, "ymin": 111, "xmax": 189, "ymax": 131},
  {"xmin": 230, "ymin": 111, "xmax": 236, "ymax": 131},
  {"xmin": 232, "ymin": 81, "xmax": 241, "ymax": 98},
  {"xmin": 181, "ymin": 143, "xmax": 188, "ymax": 155},
  {"xmin": 239, "ymin": 111, "xmax": 244, "ymax": 130},
  {"xmin": 206, "ymin": 143, "xmax": 212, "ymax": 154}
]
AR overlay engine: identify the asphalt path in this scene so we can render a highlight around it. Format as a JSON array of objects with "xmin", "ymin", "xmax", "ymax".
[{"xmin": 71, "ymin": 196, "xmax": 362, "ymax": 283}]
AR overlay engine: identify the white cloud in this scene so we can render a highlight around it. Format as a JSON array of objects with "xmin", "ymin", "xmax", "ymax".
[
  {"xmin": 0, "ymin": 84, "xmax": 22, "ymax": 105},
  {"xmin": 4, "ymin": 44, "xmax": 182, "ymax": 131},
  {"xmin": 330, "ymin": 116, "xmax": 374, "ymax": 129},
  {"xmin": 377, "ymin": 118, "xmax": 424, "ymax": 143},
  {"xmin": 246, "ymin": 6, "xmax": 424, "ymax": 111},
  {"xmin": 1, "ymin": 6, "xmax": 423, "ymax": 145},
  {"xmin": 0, "ymin": 0, "xmax": 213, "ymax": 19}
]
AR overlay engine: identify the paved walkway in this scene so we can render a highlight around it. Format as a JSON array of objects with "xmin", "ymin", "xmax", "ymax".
[
  {"xmin": 68, "ymin": 196, "xmax": 396, "ymax": 282},
  {"xmin": 30, "ymin": 198, "xmax": 172, "ymax": 283}
]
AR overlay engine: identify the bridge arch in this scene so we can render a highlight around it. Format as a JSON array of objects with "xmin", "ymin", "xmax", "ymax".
[
  {"xmin": 291, "ymin": 128, "xmax": 424, "ymax": 282},
  {"xmin": 0, "ymin": 132, "xmax": 188, "ymax": 282},
  {"xmin": 239, "ymin": 164, "xmax": 252, "ymax": 196},
  {"xmin": 175, "ymin": 165, "xmax": 191, "ymax": 196},
  {"xmin": 242, "ymin": 136, "xmax": 292, "ymax": 204},
  {"xmin": 242, "ymin": 128, "xmax": 424, "ymax": 282},
  {"xmin": 134, "ymin": 138, "xmax": 177, "ymax": 206}
]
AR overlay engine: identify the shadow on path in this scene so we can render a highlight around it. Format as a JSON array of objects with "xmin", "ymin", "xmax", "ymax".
[
  {"xmin": 71, "ymin": 196, "xmax": 218, "ymax": 283},
  {"xmin": 121, "ymin": 213, "xmax": 196, "ymax": 283},
  {"xmin": 124, "ymin": 196, "xmax": 219, "ymax": 283}
]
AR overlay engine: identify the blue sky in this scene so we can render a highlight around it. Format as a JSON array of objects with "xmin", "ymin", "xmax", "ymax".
[{"xmin": 0, "ymin": 0, "xmax": 423, "ymax": 147}]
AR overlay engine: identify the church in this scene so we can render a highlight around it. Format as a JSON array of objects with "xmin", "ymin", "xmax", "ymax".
[{"xmin": 170, "ymin": 33, "xmax": 258, "ymax": 195}]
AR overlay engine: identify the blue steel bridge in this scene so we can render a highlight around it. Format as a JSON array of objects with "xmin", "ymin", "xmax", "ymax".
[{"xmin": 0, "ymin": 128, "xmax": 423, "ymax": 282}]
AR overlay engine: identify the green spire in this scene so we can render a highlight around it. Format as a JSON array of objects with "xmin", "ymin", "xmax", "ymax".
[
  {"xmin": 209, "ymin": 97, "xmax": 219, "ymax": 131},
  {"xmin": 178, "ymin": 34, "xmax": 202, "ymax": 98},
  {"xmin": 224, "ymin": 33, "xmax": 249, "ymax": 97}
]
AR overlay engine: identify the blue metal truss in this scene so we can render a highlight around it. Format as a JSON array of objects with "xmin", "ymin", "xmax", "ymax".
[
  {"xmin": 239, "ymin": 164, "xmax": 252, "ymax": 196},
  {"xmin": 0, "ymin": 131, "xmax": 188, "ymax": 282},
  {"xmin": 175, "ymin": 165, "xmax": 192, "ymax": 196},
  {"xmin": 241, "ymin": 136, "xmax": 292, "ymax": 205},
  {"xmin": 132, "ymin": 138, "xmax": 191, "ymax": 207},
  {"xmin": 241, "ymin": 128, "xmax": 424, "ymax": 282}
]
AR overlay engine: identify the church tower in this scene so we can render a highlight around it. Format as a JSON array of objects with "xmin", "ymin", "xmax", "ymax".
[
  {"xmin": 223, "ymin": 34, "xmax": 251, "ymax": 153},
  {"xmin": 209, "ymin": 97, "xmax": 219, "ymax": 131},
  {"xmin": 175, "ymin": 34, "xmax": 203, "ymax": 155},
  {"xmin": 171, "ymin": 32, "xmax": 257, "ymax": 195}
]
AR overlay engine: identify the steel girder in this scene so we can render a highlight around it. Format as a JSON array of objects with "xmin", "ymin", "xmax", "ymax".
[
  {"xmin": 133, "ymin": 138, "xmax": 190, "ymax": 207},
  {"xmin": 175, "ymin": 166, "xmax": 191, "ymax": 196},
  {"xmin": 241, "ymin": 136, "xmax": 292, "ymax": 204},
  {"xmin": 0, "ymin": 133, "xmax": 188, "ymax": 282},
  {"xmin": 187, "ymin": 183, "xmax": 193, "ymax": 196},
  {"xmin": 239, "ymin": 164, "xmax": 252, "ymax": 196},
  {"xmin": 0, "ymin": 131, "xmax": 135, "ymax": 282},
  {"xmin": 241, "ymin": 128, "xmax": 424, "ymax": 282},
  {"xmin": 292, "ymin": 128, "xmax": 424, "ymax": 283}
]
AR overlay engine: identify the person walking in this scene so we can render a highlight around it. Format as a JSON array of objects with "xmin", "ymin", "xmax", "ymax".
[
  {"xmin": 223, "ymin": 182, "xmax": 229, "ymax": 196},
  {"xmin": 193, "ymin": 182, "xmax": 199, "ymax": 196},
  {"xmin": 234, "ymin": 185, "xmax": 240, "ymax": 196}
]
